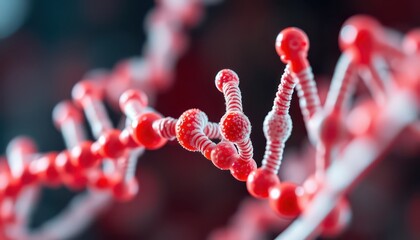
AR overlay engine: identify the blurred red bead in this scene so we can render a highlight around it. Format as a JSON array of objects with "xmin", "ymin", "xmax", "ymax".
[
  {"xmin": 246, "ymin": 168, "xmax": 280, "ymax": 199},
  {"xmin": 112, "ymin": 178, "xmax": 139, "ymax": 202},
  {"xmin": 89, "ymin": 170, "xmax": 117, "ymax": 191},
  {"xmin": 321, "ymin": 198, "xmax": 351, "ymax": 237},
  {"xmin": 97, "ymin": 130, "xmax": 126, "ymax": 159},
  {"xmin": 269, "ymin": 182, "xmax": 303, "ymax": 218},
  {"xmin": 119, "ymin": 89, "xmax": 148, "ymax": 113},
  {"xmin": 70, "ymin": 141, "xmax": 101, "ymax": 169},
  {"xmin": 338, "ymin": 15, "xmax": 381, "ymax": 64},
  {"xmin": 119, "ymin": 128, "xmax": 140, "ymax": 149},
  {"xmin": 4, "ymin": 178, "xmax": 22, "ymax": 199},
  {"xmin": 52, "ymin": 101, "xmax": 84, "ymax": 128},
  {"xmin": 19, "ymin": 164, "xmax": 38, "ymax": 186},
  {"xmin": 72, "ymin": 81, "xmax": 104, "ymax": 107},
  {"xmin": 31, "ymin": 153, "xmax": 61, "ymax": 187}
]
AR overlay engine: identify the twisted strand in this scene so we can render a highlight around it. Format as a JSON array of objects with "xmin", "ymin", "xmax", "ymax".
[
  {"xmin": 261, "ymin": 65, "xmax": 295, "ymax": 174},
  {"xmin": 236, "ymin": 138, "xmax": 253, "ymax": 160},
  {"xmin": 223, "ymin": 83, "xmax": 243, "ymax": 112},
  {"xmin": 262, "ymin": 141, "xmax": 285, "ymax": 174},
  {"xmin": 153, "ymin": 117, "xmax": 177, "ymax": 140},
  {"xmin": 273, "ymin": 65, "xmax": 295, "ymax": 115},
  {"xmin": 325, "ymin": 53, "xmax": 356, "ymax": 111},
  {"xmin": 204, "ymin": 122, "xmax": 222, "ymax": 139},
  {"xmin": 295, "ymin": 67, "xmax": 321, "ymax": 121}
]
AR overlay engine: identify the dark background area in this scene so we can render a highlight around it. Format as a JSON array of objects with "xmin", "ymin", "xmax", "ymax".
[{"xmin": 0, "ymin": 0, "xmax": 419, "ymax": 239}]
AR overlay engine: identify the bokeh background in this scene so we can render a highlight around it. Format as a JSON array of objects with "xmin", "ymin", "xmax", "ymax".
[{"xmin": 0, "ymin": 0, "xmax": 419, "ymax": 239}]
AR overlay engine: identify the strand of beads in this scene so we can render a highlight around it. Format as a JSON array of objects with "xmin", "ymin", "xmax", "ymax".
[
  {"xmin": 0, "ymin": 0, "xmax": 218, "ymax": 238},
  {"xmin": 245, "ymin": 28, "xmax": 308, "ymax": 219},
  {"xmin": 119, "ymin": 69, "xmax": 258, "ymax": 182}
]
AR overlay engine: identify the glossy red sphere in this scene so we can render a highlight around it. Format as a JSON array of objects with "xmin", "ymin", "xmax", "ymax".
[
  {"xmin": 339, "ymin": 15, "xmax": 381, "ymax": 64},
  {"xmin": 211, "ymin": 142, "xmax": 238, "ymax": 170},
  {"xmin": 214, "ymin": 69, "xmax": 239, "ymax": 92},
  {"xmin": 119, "ymin": 89, "xmax": 148, "ymax": 112},
  {"xmin": 112, "ymin": 178, "xmax": 139, "ymax": 202},
  {"xmin": 97, "ymin": 130, "xmax": 126, "ymax": 159},
  {"xmin": 220, "ymin": 111, "xmax": 251, "ymax": 143},
  {"xmin": 70, "ymin": 141, "xmax": 101, "ymax": 169},
  {"xmin": 175, "ymin": 109, "xmax": 207, "ymax": 151},
  {"xmin": 269, "ymin": 182, "xmax": 303, "ymax": 218},
  {"xmin": 246, "ymin": 168, "xmax": 280, "ymax": 199},
  {"xmin": 132, "ymin": 112, "xmax": 167, "ymax": 150},
  {"xmin": 72, "ymin": 81, "xmax": 103, "ymax": 107},
  {"xmin": 119, "ymin": 128, "xmax": 140, "ymax": 149},
  {"xmin": 230, "ymin": 158, "xmax": 257, "ymax": 181},
  {"xmin": 275, "ymin": 27, "xmax": 309, "ymax": 73}
]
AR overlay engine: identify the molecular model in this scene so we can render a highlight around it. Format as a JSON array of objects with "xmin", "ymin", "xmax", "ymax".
[{"xmin": 0, "ymin": 1, "xmax": 419, "ymax": 240}]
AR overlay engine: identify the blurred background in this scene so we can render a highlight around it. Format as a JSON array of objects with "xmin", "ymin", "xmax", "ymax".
[{"xmin": 0, "ymin": 0, "xmax": 419, "ymax": 239}]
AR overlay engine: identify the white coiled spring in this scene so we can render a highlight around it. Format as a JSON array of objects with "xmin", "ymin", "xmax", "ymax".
[
  {"xmin": 295, "ymin": 67, "xmax": 321, "ymax": 121},
  {"xmin": 189, "ymin": 111, "xmax": 215, "ymax": 154},
  {"xmin": 153, "ymin": 117, "xmax": 177, "ymax": 140},
  {"xmin": 236, "ymin": 138, "xmax": 253, "ymax": 161},
  {"xmin": 222, "ymin": 83, "xmax": 243, "ymax": 112},
  {"xmin": 204, "ymin": 122, "xmax": 222, "ymax": 139},
  {"xmin": 261, "ymin": 66, "xmax": 295, "ymax": 174},
  {"xmin": 325, "ymin": 53, "xmax": 356, "ymax": 111}
]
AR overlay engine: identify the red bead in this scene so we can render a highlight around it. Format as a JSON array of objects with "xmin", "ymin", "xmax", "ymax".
[
  {"xmin": 403, "ymin": 29, "xmax": 420, "ymax": 55},
  {"xmin": 63, "ymin": 172, "xmax": 89, "ymax": 191},
  {"xmin": 19, "ymin": 164, "xmax": 38, "ymax": 186},
  {"xmin": 338, "ymin": 15, "xmax": 380, "ymax": 64},
  {"xmin": 215, "ymin": 69, "xmax": 239, "ymax": 92},
  {"xmin": 175, "ymin": 109, "xmax": 206, "ymax": 151},
  {"xmin": 210, "ymin": 142, "xmax": 238, "ymax": 170},
  {"xmin": 72, "ymin": 81, "xmax": 103, "ymax": 107},
  {"xmin": 55, "ymin": 151, "xmax": 79, "ymax": 176},
  {"xmin": 346, "ymin": 100, "xmax": 378, "ymax": 137},
  {"xmin": 119, "ymin": 128, "xmax": 140, "ymax": 149},
  {"xmin": 203, "ymin": 143, "xmax": 215, "ymax": 160},
  {"xmin": 119, "ymin": 89, "xmax": 148, "ymax": 112},
  {"xmin": 246, "ymin": 168, "xmax": 280, "ymax": 199},
  {"xmin": 112, "ymin": 178, "xmax": 139, "ymax": 202},
  {"xmin": 275, "ymin": 27, "xmax": 309, "ymax": 73},
  {"xmin": 70, "ymin": 141, "xmax": 101, "ymax": 169},
  {"xmin": 4, "ymin": 178, "xmax": 22, "ymax": 198},
  {"xmin": 0, "ymin": 200, "xmax": 16, "ymax": 224},
  {"xmin": 220, "ymin": 111, "xmax": 251, "ymax": 143},
  {"xmin": 321, "ymin": 198, "xmax": 351, "ymax": 237},
  {"xmin": 31, "ymin": 153, "xmax": 61, "ymax": 187},
  {"xmin": 230, "ymin": 158, "xmax": 257, "ymax": 181},
  {"xmin": 97, "ymin": 130, "xmax": 126, "ymax": 159},
  {"xmin": 89, "ymin": 170, "xmax": 116, "ymax": 190},
  {"xmin": 0, "ymin": 174, "xmax": 9, "ymax": 201},
  {"xmin": 52, "ymin": 101, "xmax": 83, "ymax": 128},
  {"xmin": 132, "ymin": 112, "xmax": 167, "ymax": 150},
  {"xmin": 269, "ymin": 182, "xmax": 303, "ymax": 218},
  {"xmin": 298, "ymin": 175, "xmax": 321, "ymax": 210},
  {"xmin": 318, "ymin": 111, "xmax": 345, "ymax": 145},
  {"xmin": 56, "ymin": 152, "xmax": 88, "ymax": 190}
]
